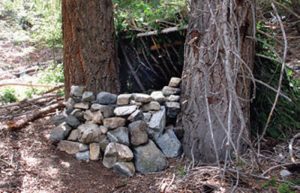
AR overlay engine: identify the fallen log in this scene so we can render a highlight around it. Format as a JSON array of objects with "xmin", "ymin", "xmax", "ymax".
[{"xmin": 0, "ymin": 82, "xmax": 63, "ymax": 88}]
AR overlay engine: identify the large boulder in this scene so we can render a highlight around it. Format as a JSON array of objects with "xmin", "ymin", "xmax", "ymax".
[
  {"xmin": 112, "ymin": 162, "xmax": 135, "ymax": 177},
  {"xmin": 77, "ymin": 123, "xmax": 103, "ymax": 144},
  {"xmin": 156, "ymin": 129, "xmax": 182, "ymax": 158},
  {"xmin": 67, "ymin": 129, "xmax": 80, "ymax": 141},
  {"xmin": 128, "ymin": 121, "xmax": 148, "ymax": 146},
  {"xmin": 70, "ymin": 85, "xmax": 85, "ymax": 97},
  {"xmin": 103, "ymin": 117, "xmax": 126, "ymax": 129},
  {"xmin": 107, "ymin": 127, "xmax": 130, "ymax": 146},
  {"xmin": 102, "ymin": 143, "xmax": 134, "ymax": 168},
  {"xmin": 97, "ymin": 92, "xmax": 117, "ymax": 105},
  {"xmin": 51, "ymin": 114, "xmax": 66, "ymax": 126},
  {"xmin": 113, "ymin": 105, "xmax": 137, "ymax": 116},
  {"xmin": 133, "ymin": 140, "xmax": 168, "ymax": 174},
  {"xmin": 57, "ymin": 140, "xmax": 88, "ymax": 154},
  {"xmin": 49, "ymin": 122, "xmax": 72, "ymax": 143},
  {"xmin": 65, "ymin": 115, "xmax": 81, "ymax": 128}
]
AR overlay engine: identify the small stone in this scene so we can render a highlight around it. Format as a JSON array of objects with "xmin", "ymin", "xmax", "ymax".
[
  {"xmin": 168, "ymin": 77, "xmax": 181, "ymax": 88},
  {"xmin": 91, "ymin": 104, "xmax": 115, "ymax": 118},
  {"xmin": 133, "ymin": 140, "xmax": 168, "ymax": 174},
  {"xmin": 90, "ymin": 143, "xmax": 101, "ymax": 160},
  {"xmin": 82, "ymin": 91, "xmax": 95, "ymax": 102},
  {"xmin": 99, "ymin": 136, "xmax": 110, "ymax": 152},
  {"xmin": 148, "ymin": 107, "xmax": 166, "ymax": 131},
  {"xmin": 150, "ymin": 91, "xmax": 165, "ymax": 103},
  {"xmin": 83, "ymin": 110, "xmax": 103, "ymax": 124},
  {"xmin": 128, "ymin": 121, "xmax": 148, "ymax": 146},
  {"xmin": 280, "ymin": 170, "xmax": 292, "ymax": 179},
  {"xmin": 103, "ymin": 117, "xmax": 126, "ymax": 130},
  {"xmin": 78, "ymin": 123, "xmax": 103, "ymax": 144},
  {"xmin": 167, "ymin": 95, "xmax": 180, "ymax": 102},
  {"xmin": 74, "ymin": 102, "xmax": 89, "ymax": 110},
  {"xmin": 143, "ymin": 112, "xmax": 152, "ymax": 122},
  {"xmin": 107, "ymin": 127, "xmax": 129, "ymax": 146},
  {"xmin": 162, "ymin": 86, "xmax": 180, "ymax": 96},
  {"xmin": 66, "ymin": 115, "xmax": 81, "ymax": 128},
  {"xmin": 114, "ymin": 105, "xmax": 137, "ymax": 116},
  {"xmin": 67, "ymin": 129, "xmax": 80, "ymax": 141},
  {"xmin": 128, "ymin": 110, "xmax": 144, "ymax": 122},
  {"xmin": 70, "ymin": 85, "xmax": 85, "ymax": 97},
  {"xmin": 133, "ymin": 93, "xmax": 152, "ymax": 103},
  {"xmin": 165, "ymin": 102, "xmax": 180, "ymax": 118},
  {"xmin": 97, "ymin": 92, "xmax": 117, "ymax": 105},
  {"xmin": 117, "ymin": 94, "xmax": 132, "ymax": 105},
  {"xmin": 142, "ymin": 101, "xmax": 160, "ymax": 111},
  {"xmin": 103, "ymin": 143, "xmax": 134, "ymax": 169},
  {"xmin": 49, "ymin": 122, "xmax": 72, "ymax": 143},
  {"xmin": 156, "ymin": 129, "xmax": 182, "ymax": 158},
  {"xmin": 75, "ymin": 151, "xmax": 90, "ymax": 161},
  {"xmin": 113, "ymin": 162, "xmax": 135, "ymax": 177},
  {"xmin": 57, "ymin": 140, "xmax": 88, "ymax": 154}
]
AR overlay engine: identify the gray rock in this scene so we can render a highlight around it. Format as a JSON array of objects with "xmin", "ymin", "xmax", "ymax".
[
  {"xmin": 91, "ymin": 104, "xmax": 115, "ymax": 118},
  {"xmin": 99, "ymin": 136, "xmax": 110, "ymax": 152},
  {"xmin": 65, "ymin": 97, "xmax": 75, "ymax": 110},
  {"xmin": 57, "ymin": 140, "xmax": 88, "ymax": 154},
  {"xmin": 99, "ymin": 126, "xmax": 108, "ymax": 134},
  {"xmin": 49, "ymin": 122, "xmax": 72, "ymax": 143},
  {"xmin": 114, "ymin": 105, "xmax": 137, "ymax": 116},
  {"xmin": 103, "ymin": 143, "xmax": 134, "ymax": 168},
  {"xmin": 90, "ymin": 143, "xmax": 101, "ymax": 160},
  {"xmin": 129, "ymin": 100, "xmax": 143, "ymax": 106},
  {"xmin": 167, "ymin": 95, "xmax": 180, "ymax": 102},
  {"xmin": 148, "ymin": 106, "xmax": 166, "ymax": 131},
  {"xmin": 168, "ymin": 77, "xmax": 181, "ymax": 88},
  {"xmin": 70, "ymin": 85, "xmax": 85, "ymax": 97},
  {"xmin": 83, "ymin": 110, "xmax": 103, "ymax": 124},
  {"xmin": 280, "ymin": 170, "xmax": 292, "ymax": 179},
  {"xmin": 78, "ymin": 123, "xmax": 103, "ymax": 144},
  {"xmin": 156, "ymin": 129, "xmax": 182, "ymax": 158},
  {"xmin": 67, "ymin": 129, "xmax": 80, "ymax": 141},
  {"xmin": 133, "ymin": 93, "xmax": 152, "ymax": 103},
  {"xmin": 142, "ymin": 101, "xmax": 160, "ymax": 111},
  {"xmin": 75, "ymin": 151, "xmax": 90, "ymax": 161},
  {"xmin": 103, "ymin": 117, "xmax": 126, "ymax": 130},
  {"xmin": 128, "ymin": 121, "xmax": 148, "ymax": 146},
  {"xmin": 82, "ymin": 91, "xmax": 95, "ymax": 102},
  {"xmin": 128, "ymin": 110, "xmax": 144, "ymax": 122},
  {"xmin": 74, "ymin": 102, "xmax": 90, "ymax": 110},
  {"xmin": 97, "ymin": 92, "xmax": 117, "ymax": 105},
  {"xmin": 162, "ymin": 86, "xmax": 180, "ymax": 96},
  {"xmin": 70, "ymin": 109, "xmax": 85, "ymax": 122},
  {"xmin": 113, "ymin": 162, "xmax": 135, "ymax": 177},
  {"xmin": 66, "ymin": 115, "xmax": 81, "ymax": 128},
  {"xmin": 117, "ymin": 94, "xmax": 132, "ymax": 105},
  {"xmin": 133, "ymin": 140, "xmax": 168, "ymax": 174},
  {"xmin": 165, "ymin": 102, "xmax": 180, "ymax": 118},
  {"xmin": 51, "ymin": 114, "xmax": 66, "ymax": 126},
  {"xmin": 143, "ymin": 112, "xmax": 152, "ymax": 122},
  {"xmin": 150, "ymin": 91, "xmax": 165, "ymax": 103},
  {"xmin": 107, "ymin": 127, "xmax": 129, "ymax": 145}
]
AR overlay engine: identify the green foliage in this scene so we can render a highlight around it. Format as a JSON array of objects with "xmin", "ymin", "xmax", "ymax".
[
  {"xmin": 38, "ymin": 63, "xmax": 64, "ymax": 84},
  {"xmin": 262, "ymin": 178, "xmax": 296, "ymax": 193},
  {"xmin": 0, "ymin": 88, "xmax": 18, "ymax": 104},
  {"xmin": 25, "ymin": 87, "xmax": 40, "ymax": 99},
  {"xmin": 278, "ymin": 183, "xmax": 295, "ymax": 193}
]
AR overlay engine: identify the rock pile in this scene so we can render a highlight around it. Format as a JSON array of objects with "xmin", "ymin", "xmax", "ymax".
[{"xmin": 50, "ymin": 77, "xmax": 182, "ymax": 176}]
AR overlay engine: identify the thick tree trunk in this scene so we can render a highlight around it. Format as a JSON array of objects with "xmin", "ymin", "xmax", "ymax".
[
  {"xmin": 181, "ymin": 0, "xmax": 255, "ymax": 163},
  {"xmin": 62, "ymin": 0, "xmax": 120, "ymax": 98}
]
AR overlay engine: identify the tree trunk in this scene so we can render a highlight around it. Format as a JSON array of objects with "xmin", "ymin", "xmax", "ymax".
[
  {"xmin": 62, "ymin": 0, "xmax": 120, "ymax": 98},
  {"xmin": 181, "ymin": 0, "xmax": 255, "ymax": 163}
]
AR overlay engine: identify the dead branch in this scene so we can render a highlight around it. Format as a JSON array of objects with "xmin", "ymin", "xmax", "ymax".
[
  {"xmin": 0, "ymin": 82, "xmax": 63, "ymax": 88},
  {"xmin": 136, "ymin": 25, "xmax": 187, "ymax": 38}
]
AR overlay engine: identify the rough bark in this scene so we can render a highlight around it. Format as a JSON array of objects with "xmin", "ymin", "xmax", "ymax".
[
  {"xmin": 181, "ymin": 0, "xmax": 255, "ymax": 163},
  {"xmin": 62, "ymin": 0, "xmax": 120, "ymax": 98}
]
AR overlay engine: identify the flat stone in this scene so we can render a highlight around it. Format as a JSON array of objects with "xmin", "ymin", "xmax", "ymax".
[
  {"xmin": 67, "ymin": 129, "xmax": 80, "ymax": 141},
  {"xmin": 75, "ymin": 151, "xmax": 90, "ymax": 161},
  {"xmin": 107, "ymin": 127, "xmax": 129, "ymax": 145},
  {"xmin": 78, "ymin": 123, "xmax": 103, "ymax": 144},
  {"xmin": 114, "ymin": 105, "xmax": 137, "ymax": 116},
  {"xmin": 103, "ymin": 143, "xmax": 133, "ymax": 169},
  {"xmin": 168, "ymin": 77, "xmax": 181, "ymax": 88},
  {"xmin": 103, "ymin": 117, "xmax": 126, "ymax": 130},
  {"xmin": 74, "ymin": 102, "xmax": 89, "ymax": 110},
  {"xmin": 129, "ymin": 100, "xmax": 143, "ymax": 106},
  {"xmin": 117, "ymin": 94, "xmax": 132, "ymax": 105},
  {"xmin": 91, "ymin": 104, "xmax": 115, "ymax": 118},
  {"xmin": 128, "ymin": 121, "xmax": 148, "ymax": 146},
  {"xmin": 49, "ymin": 122, "xmax": 72, "ymax": 143},
  {"xmin": 143, "ymin": 112, "xmax": 152, "ymax": 122},
  {"xmin": 142, "ymin": 101, "xmax": 160, "ymax": 111},
  {"xmin": 156, "ymin": 129, "xmax": 182, "ymax": 158},
  {"xmin": 165, "ymin": 102, "xmax": 180, "ymax": 118},
  {"xmin": 66, "ymin": 115, "xmax": 81, "ymax": 128},
  {"xmin": 70, "ymin": 85, "xmax": 85, "ymax": 97},
  {"xmin": 150, "ymin": 91, "xmax": 165, "ymax": 103},
  {"xmin": 82, "ymin": 91, "xmax": 95, "ymax": 102},
  {"xmin": 128, "ymin": 110, "xmax": 144, "ymax": 122},
  {"xmin": 148, "ymin": 106, "xmax": 166, "ymax": 131},
  {"xmin": 90, "ymin": 143, "xmax": 101, "ymax": 160},
  {"xmin": 57, "ymin": 140, "xmax": 88, "ymax": 154},
  {"xmin": 97, "ymin": 92, "xmax": 117, "ymax": 105},
  {"xmin": 83, "ymin": 110, "xmax": 103, "ymax": 124},
  {"xmin": 133, "ymin": 140, "xmax": 168, "ymax": 174},
  {"xmin": 133, "ymin": 93, "xmax": 152, "ymax": 103},
  {"xmin": 162, "ymin": 86, "xmax": 180, "ymax": 96},
  {"xmin": 167, "ymin": 95, "xmax": 180, "ymax": 102},
  {"xmin": 113, "ymin": 162, "xmax": 135, "ymax": 177}
]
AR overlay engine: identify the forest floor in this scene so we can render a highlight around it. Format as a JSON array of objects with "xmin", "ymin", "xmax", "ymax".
[{"xmin": 1, "ymin": 9, "xmax": 300, "ymax": 193}]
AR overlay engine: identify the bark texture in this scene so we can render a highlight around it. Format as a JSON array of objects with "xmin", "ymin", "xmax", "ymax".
[
  {"xmin": 62, "ymin": 0, "xmax": 120, "ymax": 97},
  {"xmin": 181, "ymin": 0, "xmax": 255, "ymax": 163}
]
